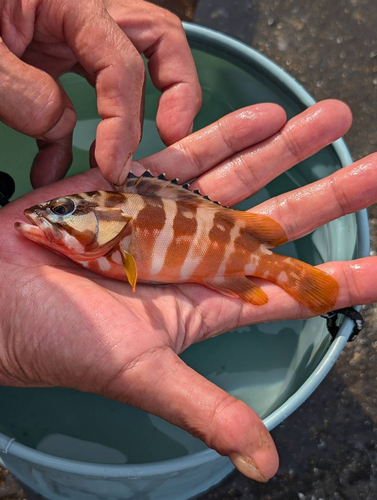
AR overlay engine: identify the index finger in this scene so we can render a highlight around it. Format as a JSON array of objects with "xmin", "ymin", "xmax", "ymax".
[
  {"xmin": 107, "ymin": 2, "xmax": 202, "ymax": 146},
  {"xmin": 62, "ymin": 0, "xmax": 145, "ymax": 185},
  {"xmin": 144, "ymin": 14, "xmax": 202, "ymax": 145}
]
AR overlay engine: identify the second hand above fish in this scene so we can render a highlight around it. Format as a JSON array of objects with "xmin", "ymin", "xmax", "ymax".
[{"xmin": 15, "ymin": 172, "xmax": 339, "ymax": 315}]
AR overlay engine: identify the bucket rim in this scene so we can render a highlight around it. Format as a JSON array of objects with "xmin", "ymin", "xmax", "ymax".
[{"xmin": 0, "ymin": 21, "xmax": 370, "ymax": 477}]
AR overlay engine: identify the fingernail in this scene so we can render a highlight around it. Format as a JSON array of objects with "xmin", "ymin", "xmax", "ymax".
[
  {"xmin": 42, "ymin": 108, "xmax": 77, "ymax": 141},
  {"xmin": 229, "ymin": 454, "xmax": 269, "ymax": 482},
  {"xmin": 116, "ymin": 155, "xmax": 133, "ymax": 186}
]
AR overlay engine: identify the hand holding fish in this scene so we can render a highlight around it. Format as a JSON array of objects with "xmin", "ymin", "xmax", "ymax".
[
  {"xmin": 2, "ymin": 100, "xmax": 377, "ymax": 482},
  {"xmin": 0, "ymin": 0, "xmax": 201, "ymax": 187}
]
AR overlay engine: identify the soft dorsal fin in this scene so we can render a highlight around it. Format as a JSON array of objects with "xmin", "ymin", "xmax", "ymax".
[
  {"xmin": 122, "ymin": 171, "xmax": 224, "ymax": 208},
  {"xmin": 224, "ymin": 210, "xmax": 288, "ymax": 248}
]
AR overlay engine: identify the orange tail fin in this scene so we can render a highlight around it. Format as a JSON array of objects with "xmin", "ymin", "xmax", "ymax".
[{"xmin": 253, "ymin": 254, "xmax": 339, "ymax": 315}]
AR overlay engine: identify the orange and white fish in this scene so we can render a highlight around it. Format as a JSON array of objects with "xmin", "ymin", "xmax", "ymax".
[{"xmin": 15, "ymin": 173, "xmax": 338, "ymax": 314}]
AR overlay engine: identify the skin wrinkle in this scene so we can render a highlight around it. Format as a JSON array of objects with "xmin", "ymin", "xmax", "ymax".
[
  {"xmin": 234, "ymin": 153, "xmax": 263, "ymax": 194},
  {"xmin": 218, "ymin": 115, "xmax": 238, "ymax": 155},
  {"xmin": 281, "ymin": 125, "xmax": 306, "ymax": 162},
  {"xmin": 1, "ymin": 3, "xmax": 34, "ymax": 55},
  {"xmin": 170, "ymin": 293, "xmax": 188, "ymax": 353},
  {"xmin": 200, "ymin": 296, "xmax": 244, "ymax": 343},
  {"xmin": 341, "ymin": 260, "xmax": 358, "ymax": 307},
  {"xmin": 174, "ymin": 140, "xmax": 204, "ymax": 177},
  {"xmin": 100, "ymin": 344, "xmax": 171, "ymax": 400},
  {"xmin": 66, "ymin": 325, "xmax": 132, "ymax": 384},
  {"xmin": 83, "ymin": 327, "xmax": 142, "ymax": 388},
  {"xmin": 329, "ymin": 176, "xmax": 354, "ymax": 217},
  {"xmin": 202, "ymin": 396, "xmax": 249, "ymax": 453},
  {"xmin": 25, "ymin": 272, "xmax": 128, "ymax": 380},
  {"xmin": 144, "ymin": 29, "xmax": 169, "ymax": 66},
  {"xmin": 173, "ymin": 285, "xmax": 205, "ymax": 351}
]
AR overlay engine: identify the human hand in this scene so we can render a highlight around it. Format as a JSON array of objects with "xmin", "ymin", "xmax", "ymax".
[
  {"xmin": 0, "ymin": 0, "xmax": 201, "ymax": 187},
  {"xmin": 2, "ymin": 99, "xmax": 377, "ymax": 482}
]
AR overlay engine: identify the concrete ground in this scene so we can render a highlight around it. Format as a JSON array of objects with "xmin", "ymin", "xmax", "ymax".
[{"xmin": 1, "ymin": 0, "xmax": 376, "ymax": 499}]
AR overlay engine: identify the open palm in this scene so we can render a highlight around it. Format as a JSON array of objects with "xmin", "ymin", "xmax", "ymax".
[{"xmin": 1, "ymin": 99, "xmax": 376, "ymax": 481}]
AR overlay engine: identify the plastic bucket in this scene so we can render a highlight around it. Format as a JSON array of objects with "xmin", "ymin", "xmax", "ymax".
[{"xmin": 0, "ymin": 23, "xmax": 370, "ymax": 500}]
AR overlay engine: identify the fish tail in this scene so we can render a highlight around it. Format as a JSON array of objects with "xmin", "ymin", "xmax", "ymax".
[{"xmin": 254, "ymin": 253, "xmax": 339, "ymax": 315}]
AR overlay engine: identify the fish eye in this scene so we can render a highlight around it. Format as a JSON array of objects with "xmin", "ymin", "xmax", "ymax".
[{"xmin": 49, "ymin": 198, "xmax": 76, "ymax": 216}]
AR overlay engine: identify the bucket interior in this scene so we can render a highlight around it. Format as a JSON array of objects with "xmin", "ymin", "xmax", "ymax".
[{"xmin": 0, "ymin": 44, "xmax": 357, "ymax": 465}]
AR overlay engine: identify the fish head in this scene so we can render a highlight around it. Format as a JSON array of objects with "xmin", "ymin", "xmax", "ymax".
[
  {"xmin": 15, "ymin": 191, "xmax": 131, "ymax": 260},
  {"xmin": 15, "ymin": 194, "xmax": 99, "ymax": 257}
]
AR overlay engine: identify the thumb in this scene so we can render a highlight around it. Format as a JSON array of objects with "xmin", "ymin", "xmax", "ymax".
[
  {"xmin": 0, "ymin": 39, "xmax": 76, "ymax": 141},
  {"xmin": 105, "ymin": 348, "xmax": 279, "ymax": 481}
]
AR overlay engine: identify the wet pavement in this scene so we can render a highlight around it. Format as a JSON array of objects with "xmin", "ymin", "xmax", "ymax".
[{"xmin": 1, "ymin": 0, "xmax": 377, "ymax": 499}]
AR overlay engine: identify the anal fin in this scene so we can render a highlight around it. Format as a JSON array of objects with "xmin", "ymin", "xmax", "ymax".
[{"xmin": 203, "ymin": 277, "xmax": 268, "ymax": 306}]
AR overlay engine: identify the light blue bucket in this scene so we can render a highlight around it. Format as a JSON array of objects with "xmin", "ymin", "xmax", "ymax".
[{"xmin": 0, "ymin": 23, "xmax": 370, "ymax": 500}]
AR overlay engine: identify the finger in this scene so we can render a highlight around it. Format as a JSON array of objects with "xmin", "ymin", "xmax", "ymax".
[
  {"xmin": 191, "ymin": 100, "xmax": 353, "ymax": 206},
  {"xmin": 143, "ymin": 15, "xmax": 201, "ymax": 144},
  {"xmin": 0, "ymin": 39, "xmax": 77, "ymax": 141},
  {"xmin": 30, "ymin": 134, "xmax": 73, "ymax": 188},
  {"xmin": 136, "ymin": 103, "xmax": 287, "ymax": 178},
  {"xmin": 62, "ymin": 1, "xmax": 146, "ymax": 185},
  {"xmin": 107, "ymin": 2, "xmax": 202, "ymax": 145},
  {"xmin": 254, "ymin": 153, "xmax": 377, "ymax": 242},
  {"xmin": 104, "ymin": 347, "xmax": 279, "ymax": 481}
]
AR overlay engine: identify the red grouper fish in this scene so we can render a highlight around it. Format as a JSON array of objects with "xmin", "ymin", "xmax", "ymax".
[{"xmin": 15, "ymin": 172, "xmax": 339, "ymax": 314}]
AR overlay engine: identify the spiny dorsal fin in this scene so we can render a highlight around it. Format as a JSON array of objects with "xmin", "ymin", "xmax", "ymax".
[{"xmin": 122, "ymin": 171, "xmax": 226, "ymax": 208}]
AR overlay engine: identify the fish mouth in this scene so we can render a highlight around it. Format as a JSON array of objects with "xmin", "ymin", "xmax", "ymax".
[
  {"xmin": 15, "ymin": 208, "xmax": 62, "ymax": 244},
  {"xmin": 23, "ymin": 208, "xmax": 41, "ymax": 226}
]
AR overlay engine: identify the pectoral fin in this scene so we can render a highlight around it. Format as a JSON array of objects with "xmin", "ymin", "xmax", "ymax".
[
  {"xmin": 121, "ymin": 250, "xmax": 138, "ymax": 292},
  {"xmin": 203, "ymin": 277, "xmax": 268, "ymax": 305}
]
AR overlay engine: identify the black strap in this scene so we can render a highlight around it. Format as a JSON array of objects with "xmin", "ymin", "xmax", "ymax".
[
  {"xmin": 321, "ymin": 307, "xmax": 364, "ymax": 342},
  {"xmin": 0, "ymin": 171, "xmax": 15, "ymax": 206}
]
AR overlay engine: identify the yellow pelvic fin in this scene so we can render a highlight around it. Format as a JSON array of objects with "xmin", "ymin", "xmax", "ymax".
[{"xmin": 121, "ymin": 250, "xmax": 138, "ymax": 292}]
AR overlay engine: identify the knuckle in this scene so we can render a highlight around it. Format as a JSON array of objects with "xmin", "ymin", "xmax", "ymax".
[
  {"xmin": 156, "ymin": 7, "xmax": 183, "ymax": 29},
  {"xmin": 203, "ymin": 395, "xmax": 243, "ymax": 450},
  {"xmin": 341, "ymin": 261, "xmax": 359, "ymax": 305},
  {"xmin": 331, "ymin": 176, "xmax": 353, "ymax": 216},
  {"xmin": 282, "ymin": 126, "xmax": 304, "ymax": 160},
  {"xmin": 233, "ymin": 153, "xmax": 262, "ymax": 195},
  {"xmin": 166, "ymin": 11, "xmax": 183, "ymax": 29},
  {"xmin": 176, "ymin": 141, "xmax": 202, "ymax": 175},
  {"xmin": 218, "ymin": 118, "xmax": 235, "ymax": 153}
]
